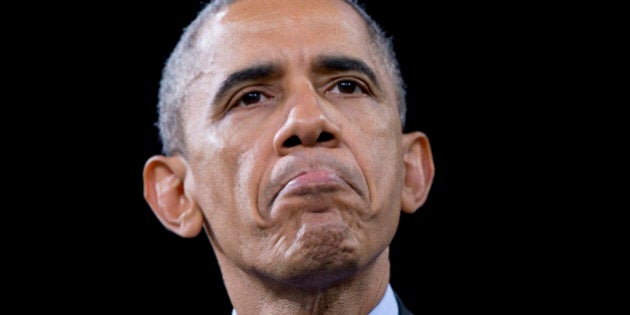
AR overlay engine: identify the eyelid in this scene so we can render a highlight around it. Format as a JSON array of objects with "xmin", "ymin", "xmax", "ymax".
[
  {"xmin": 327, "ymin": 77, "xmax": 371, "ymax": 95},
  {"xmin": 228, "ymin": 85, "xmax": 275, "ymax": 109}
]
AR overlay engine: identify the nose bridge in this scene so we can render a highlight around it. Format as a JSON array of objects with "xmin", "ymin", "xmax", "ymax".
[
  {"xmin": 286, "ymin": 79, "xmax": 325, "ymax": 124},
  {"xmin": 273, "ymin": 78, "xmax": 340, "ymax": 154}
]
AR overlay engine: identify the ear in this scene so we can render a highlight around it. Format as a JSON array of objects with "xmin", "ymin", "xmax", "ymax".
[
  {"xmin": 400, "ymin": 131, "xmax": 435, "ymax": 214},
  {"xmin": 142, "ymin": 155, "xmax": 203, "ymax": 238}
]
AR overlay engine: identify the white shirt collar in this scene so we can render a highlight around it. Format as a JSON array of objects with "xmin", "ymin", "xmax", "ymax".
[
  {"xmin": 369, "ymin": 283, "xmax": 399, "ymax": 315},
  {"xmin": 231, "ymin": 283, "xmax": 398, "ymax": 315}
]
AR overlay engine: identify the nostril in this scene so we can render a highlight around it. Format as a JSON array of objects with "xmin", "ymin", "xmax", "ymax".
[
  {"xmin": 283, "ymin": 135, "xmax": 301, "ymax": 148},
  {"xmin": 317, "ymin": 131, "xmax": 334, "ymax": 143}
]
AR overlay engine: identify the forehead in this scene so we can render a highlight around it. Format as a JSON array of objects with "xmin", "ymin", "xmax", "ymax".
[
  {"xmin": 216, "ymin": 0, "xmax": 364, "ymax": 32},
  {"xmin": 218, "ymin": 0, "xmax": 362, "ymax": 29},
  {"xmin": 191, "ymin": 0, "xmax": 378, "ymax": 72}
]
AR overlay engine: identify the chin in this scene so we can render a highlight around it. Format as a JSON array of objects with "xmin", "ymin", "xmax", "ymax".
[{"xmin": 273, "ymin": 222, "xmax": 363, "ymax": 287}]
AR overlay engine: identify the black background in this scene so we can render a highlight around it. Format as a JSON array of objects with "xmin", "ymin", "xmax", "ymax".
[{"xmin": 19, "ymin": 1, "xmax": 616, "ymax": 313}]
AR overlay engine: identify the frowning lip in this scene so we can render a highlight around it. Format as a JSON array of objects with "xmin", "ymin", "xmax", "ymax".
[
  {"xmin": 279, "ymin": 170, "xmax": 346, "ymax": 197},
  {"xmin": 263, "ymin": 155, "xmax": 366, "ymax": 211}
]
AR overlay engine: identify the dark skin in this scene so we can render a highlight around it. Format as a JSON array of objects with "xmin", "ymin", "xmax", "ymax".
[{"xmin": 143, "ymin": 0, "xmax": 434, "ymax": 313}]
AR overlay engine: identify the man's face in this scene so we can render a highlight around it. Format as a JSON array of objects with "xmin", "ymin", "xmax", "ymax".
[{"xmin": 181, "ymin": 0, "xmax": 406, "ymax": 284}]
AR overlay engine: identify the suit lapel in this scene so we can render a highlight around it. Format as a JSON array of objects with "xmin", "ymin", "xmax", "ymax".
[{"xmin": 394, "ymin": 291, "xmax": 414, "ymax": 315}]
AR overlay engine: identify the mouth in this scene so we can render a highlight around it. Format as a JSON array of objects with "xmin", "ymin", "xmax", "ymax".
[
  {"xmin": 266, "ymin": 167, "xmax": 363, "ymax": 212},
  {"xmin": 276, "ymin": 170, "xmax": 348, "ymax": 200},
  {"xmin": 262, "ymin": 153, "xmax": 368, "ymax": 216}
]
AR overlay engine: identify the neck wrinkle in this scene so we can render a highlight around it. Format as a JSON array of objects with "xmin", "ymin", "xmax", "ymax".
[{"xmin": 217, "ymin": 247, "xmax": 392, "ymax": 315}]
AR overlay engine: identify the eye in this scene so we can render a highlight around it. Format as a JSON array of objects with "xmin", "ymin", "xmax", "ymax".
[
  {"xmin": 235, "ymin": 90, "xmax": 272, "ymax": 107},
  {"xmin": 329, "ymin": 80, "xmax": 367, "ymax": 95}
]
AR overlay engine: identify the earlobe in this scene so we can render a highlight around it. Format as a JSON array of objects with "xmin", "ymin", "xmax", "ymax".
[
  {"xmin": 142, "ymin": 155, "xmax": 204, "ymax": 238},
  {"xmin": 400, "ymin": 132, "xmax": 435, "ymax": 214}
]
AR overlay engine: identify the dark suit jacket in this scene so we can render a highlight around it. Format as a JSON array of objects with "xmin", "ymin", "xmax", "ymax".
[{"xmin": 394, "ymin": 291, "xmax": 414, "ymax": 315}]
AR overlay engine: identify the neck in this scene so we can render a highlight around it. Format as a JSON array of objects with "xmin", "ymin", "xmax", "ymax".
[{"xmin": 216, "ymin": 248, "xmax": 391, "ymax": 315}]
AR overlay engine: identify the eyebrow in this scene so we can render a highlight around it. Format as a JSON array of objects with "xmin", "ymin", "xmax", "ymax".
[
  {"xmin": 211, "ymin": 55, "xmax": 380, "ymax": 105},
  {"xmin": 313, "ymin": 55, "xmax": 380, "ymax": 90},
  {"xmin": 213, "ymin": 63, "xmax": 280, "ymax": 105}
]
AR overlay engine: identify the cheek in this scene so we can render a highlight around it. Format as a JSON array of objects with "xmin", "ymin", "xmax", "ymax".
[
  {"xmin": 366, "ymin": 136, "xmax": 404, "ymax": 204},
  {"xmin": 186, "ymin": 131, "xmax": 260, "ymax": 259},
  {"xmin": 186, "ymin": 112, "xmax": 277, "ymax": 244},
  {"xmin": 189, "ymin": 147, "xmax": 239, "ymax": 218},
  {"xmin": 185, "ymin": 115, "xmax": 252, "ymax": 214},
  {"xmin": 344, "ymin": 106, "xmax": 404, "ymax": 210}
]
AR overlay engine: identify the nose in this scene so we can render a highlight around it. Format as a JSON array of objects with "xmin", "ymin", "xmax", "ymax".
[{"xmin": 273, "ymin": 86, "xmax": 341, "ymax": 155}]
